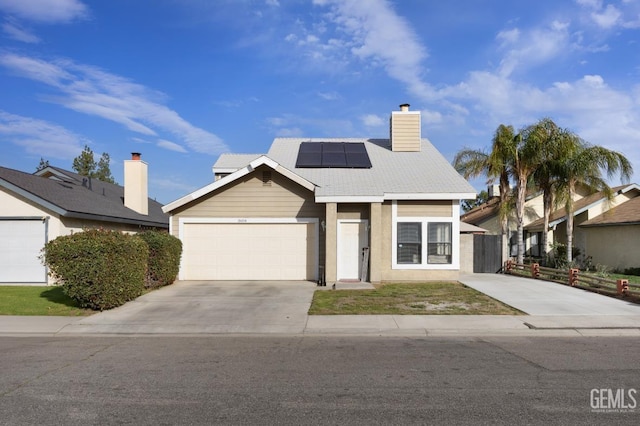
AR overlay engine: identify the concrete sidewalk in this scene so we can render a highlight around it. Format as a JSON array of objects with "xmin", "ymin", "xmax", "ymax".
[{"xmin": 1, "ymin": 274, "xmax": 639, "ymax": 336}]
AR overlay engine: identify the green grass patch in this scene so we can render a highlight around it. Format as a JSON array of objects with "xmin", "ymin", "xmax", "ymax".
[
  {"xmin": 0, "ymin": 286, "xmax": 93, "ymax": 316},
  {"xmin": 603, "ymin": 273, "xmax": 640, "ymax": 284},
  {"xmin": 309, "ymin": 282, "xmax": 522, "ymax": 315}
]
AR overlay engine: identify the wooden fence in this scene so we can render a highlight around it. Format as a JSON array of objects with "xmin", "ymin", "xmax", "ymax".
[{"xmin": 504, "ymin": 260, "xmax": 640, "ymax": 299}]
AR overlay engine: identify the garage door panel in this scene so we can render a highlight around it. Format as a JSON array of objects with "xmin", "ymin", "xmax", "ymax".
[
  {"xmin": 0, "ymin": 219, "xmax": 47, "ymax": 283},
  {"xmin": 182, "ymin": 222, "xmax": 316, "ymax": 280}
]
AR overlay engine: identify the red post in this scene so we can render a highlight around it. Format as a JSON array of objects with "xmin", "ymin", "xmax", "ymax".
[
  {"xmin": 505, "ymin": 260, "xmax": 513, "ymax": 274},
  {"xmin": 569, "ymin": 268, "xmax": 579, "ymax": 286},
  {"xmin": 616, "ymin": 279, "xmax": 629, "ymax": 295},
  {"xmin": 531, "ymin": 263, "xmax": 540, "ymax": 279}
]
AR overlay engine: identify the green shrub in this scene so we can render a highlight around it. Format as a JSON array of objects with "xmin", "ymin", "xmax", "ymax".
[
  {"xmin": 623, "ymin": 267, "xmax": 640, "ymax": 277},
  {"xmin": 136, "ymin": 231, "xmax": 182, "ymax": 288},
  {"xmin": 43, "ymin": 229, "xmax": 148, "ymax": 310}
]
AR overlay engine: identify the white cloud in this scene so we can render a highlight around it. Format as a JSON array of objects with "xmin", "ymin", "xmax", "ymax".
[
  {"xmin": 157, "ymin": 139, "xmax": 188, "ymax": 153},
  {"xmin": 497, "ymin": 20, "xmax": 570, "ymax": 77},
  {"xmin": 0, "ymin": 110, "xmax": 87, "ymax": 159},
  {"xmin": 275, "ymin": 127, "xmax": 303, "ymax": 137},
  {"xmin": 360, "ymin": 114, "xmax": 384, "ymax": 127},
  {"xmin": 0, "ymin": 53, "xmax": 228, "ymax": 155},
  {"xmin": 265, "ymin": 0, "xmax": 280, "ymax": 6},
  {"xmin": 0, "ymin": 0, "xmax": 88, "ymax": 23},
  {"xmin": 317, "ymin": 91, "xmax": 339, "ymax": 100},
  {"xmin": 496, "ymin": 28, "xmax": 520, "ymax": 47},
  {"xmin": 312, "ymin": 0, "xmax": 433, "ymax": 98},
  {"xmin": 592, "ymin": 4, "xmax": 622, "ymax": 28},
  {"xmin": 2, "ymin": 18, "xmax": 40, "ymax": 43}
]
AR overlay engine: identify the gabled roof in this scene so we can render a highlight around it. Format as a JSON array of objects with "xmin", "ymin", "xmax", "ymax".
[
  {"xmin": 166, "ymin": 138, "xmax": 476, "ymax": 211},
  {"xmin": 0, "ymin": 165, "xmax": 168, "ymax": 228},
  {"xmin": 580, "ymin": 194, "xmax": 640, "ymax": 227},
  {"xmin": 212, "ymin": 154, "xmax": 262, "ymax": 174},
  {"xmin": 460, "ymin": 197, "xmax": 500, "ymax": 225},
  {"xmin": 163, "ymin": 156, "xmax": 316, "ymax": 212},
  {"xmin": 267, "ymin": 138, "xmax": 475, "ymax": 201},
  {"xmin": 525, "ymin": 184, "xmax": 638, "ymax": 230}
]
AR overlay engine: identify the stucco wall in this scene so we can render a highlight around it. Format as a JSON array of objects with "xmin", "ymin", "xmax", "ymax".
[
  {"xmin": 379, "ymin": 201, "xmax": 460, "ymax": 282},
  {"xmin": 583, "ymin": 225, "xmax": 640, "ymax": 271},
  {"xmin": 1, "ymin": 187, "xmax": 156, "ymax": 285},
  {"xmin": 459, "ymin": 234, "xmax": 474, "ymax": 274}
]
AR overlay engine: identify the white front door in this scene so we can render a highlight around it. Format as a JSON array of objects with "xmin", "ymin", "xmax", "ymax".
[{"xmin": 337, "ymin": 220, "xmax": 368, "ymax": 280}]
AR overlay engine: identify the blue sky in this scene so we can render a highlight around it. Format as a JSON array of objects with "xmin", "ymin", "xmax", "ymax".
[{"xmin": 1, "ymin": 0, "xmax": 639, "ymax": 204}]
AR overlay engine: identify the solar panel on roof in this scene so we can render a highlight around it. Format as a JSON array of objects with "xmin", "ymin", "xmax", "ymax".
[
  {"xmin": 295, "ymin": 142, "xmax": 372, "ymax": 169},
  {"xmin": 296, "ymin": 142, "xmax": 323, "ymax": 167},
  {"xmin": 344, "ymin": 143, "xmax": 372, "ymax": 168}
]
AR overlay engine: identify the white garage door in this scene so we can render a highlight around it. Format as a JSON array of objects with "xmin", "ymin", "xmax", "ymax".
[
  {"xmin": 181, "ymin": 222, "xmax": 317, "ymax": 280},
  {"xmin": 0, "ymin": 219, "xmax": 47, "ymax": 283}
]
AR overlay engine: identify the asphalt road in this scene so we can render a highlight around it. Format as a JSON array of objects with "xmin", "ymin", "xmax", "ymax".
[{"xmin": 1, "ymin": 335, "xmax": 639, "ymax": 425}]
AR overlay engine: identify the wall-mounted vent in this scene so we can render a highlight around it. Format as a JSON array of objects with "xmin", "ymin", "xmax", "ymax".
[{"xmin": 262, "ymin": 170, "xmax": 272, "ymax": 186}]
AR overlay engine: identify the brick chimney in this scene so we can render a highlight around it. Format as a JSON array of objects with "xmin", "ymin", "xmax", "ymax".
[
  {"xmin": 124, "ymin": 152, "xmax": 148, "ymax": 215},
  {"xmin": 390, "ymin": 103, "xmax": 421, "ymax": 152}
]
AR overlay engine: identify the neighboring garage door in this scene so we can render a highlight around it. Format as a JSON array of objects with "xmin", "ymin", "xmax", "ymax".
[
  {"xmin": 0, "ymin": 218, "xmax": 47, "ymax": 283},
  {"xmin": 181, "ymin": 221, "xmax": 317, "ymax": 280}
]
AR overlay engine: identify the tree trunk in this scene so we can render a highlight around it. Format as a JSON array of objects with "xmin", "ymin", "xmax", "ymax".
[
  {"xmin": 542, "ymin": 189, "xmax": 552, "ymax": 262},
  {"xmin": 515, "ymin": 176, "xmax": 527, "ymax": 264},
  {"xmin": 499, "ymin": 176, "xmax": 510, "ymax": 265},
  {"xmin": 566, "ymin": 182, "xmax": 575, "ymax": 264}
]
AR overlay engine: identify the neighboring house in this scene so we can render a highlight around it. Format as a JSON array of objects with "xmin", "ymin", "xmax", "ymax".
[
  {"xmin": 0, "ymin": 154, "xmax": 168, "ymax": 285},
  {"xmin": 462, "ymin": 182, "xmax": 640, "ymax": 269},
  {"xmin": 163, "ymin": 104, "xmax": 476, "ymax": 283}
]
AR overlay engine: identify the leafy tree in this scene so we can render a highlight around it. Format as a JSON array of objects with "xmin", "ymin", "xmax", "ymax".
[
  {"xmin": 36, "ymin": 158, "xmax": 50, "ymax": 172},
  {"xmin": 528, "ymin": 118, "xmax": 567, "ymax": 258},
  {"xmin": 555, "ymin": 138, "xmax": 633, "ymax": 263},
  {"xmin": 95, "ymin": 152, "xmax": 116, "ymax": 184},
  {"xmin": 461, "ymin": 190, "xmax": 489, "ymax": 212},
  {"xmin": 72, "ymin": 145, "xmax": 116, "ymax": 184},
  {"xmin": 454, "ymin": 124, "xmax": 516, "ymax": 262}
]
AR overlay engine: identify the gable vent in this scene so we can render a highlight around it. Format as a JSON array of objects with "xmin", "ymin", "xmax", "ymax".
[{"xmin": 262, "ymin": 170, "xmax": 272, "ymax": 186}]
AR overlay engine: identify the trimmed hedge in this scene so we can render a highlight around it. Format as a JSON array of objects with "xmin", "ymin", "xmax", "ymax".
[
  {"xmin": 43, "ymin": 229, "xmax": 149, "ymax": 310},
  {"xmin": 136, "ymin": 230, "xmax": 182, "ymax": 288}
]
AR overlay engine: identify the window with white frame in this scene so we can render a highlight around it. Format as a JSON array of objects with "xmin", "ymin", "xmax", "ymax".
[
  {"xmin": 397, "ymin": 222, "xmax": 422, "ymax": 264},
  {"xmin": 427, "ymin": 222, "xmax": 452, "ymax": 264},
  {"xmin": 396, "ymin": 221, "xmax": 453, "ymax": 265}
]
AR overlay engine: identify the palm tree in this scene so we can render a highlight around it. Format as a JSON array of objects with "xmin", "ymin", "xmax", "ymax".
[
  {"xmin": 555, "ymin": 137, "xmax": 633, "ymax": 263},
  {"xmin": 454, "ymin": 124, "xmax": 516, "ymax": 262},
  {"xmin": 530, "ymin": 118, "xmax": 567, "ymax": 259},
  {"xmin": 511, "ymin": 124, "xmax": 547, "ymax": 264}
]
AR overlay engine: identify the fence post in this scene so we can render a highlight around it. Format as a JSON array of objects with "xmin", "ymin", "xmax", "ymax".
[
  {"xmin": 616, "ymin": 279, "xmax": 629, "ymax": 295},
  {"xmin": 505, "ymin": 260, "xmax": 513, "ymax": 274},
  {"xmin": 569, "ymin": 268, "xmax": 579, "ymax": 286},
  {"xmin": 531, "ymin": 263, "xmax": 540, "ymax": 279}
]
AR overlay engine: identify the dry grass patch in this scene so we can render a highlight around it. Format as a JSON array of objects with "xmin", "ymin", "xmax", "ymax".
[{"xmin": 309, "ymin": 282, "xmax": 522, "ymax": 315}]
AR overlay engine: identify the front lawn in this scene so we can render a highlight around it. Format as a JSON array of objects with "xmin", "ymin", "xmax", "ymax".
[
  {"xmin": 0, "ymin": 286, "xmax": 93, "ymax": 316},
  {"xmin": 309, "ymin": 282, "xmax": 522, "ymax": 315}
]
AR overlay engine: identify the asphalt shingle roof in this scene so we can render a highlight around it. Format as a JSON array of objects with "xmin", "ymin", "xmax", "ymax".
[
  {"xmin": 262, "ymin": 138, "xmax": 474, "ymax": 198},
  {"xmin": 0, "ymin": 166, "xmax": 168, "ymax": 228},
  {"xmin": 525, "ymin": 185, "xmax": 629, "ymax": 230},
  {"xmin": 580, "ymin": 195, "xmax": 640, "ymax": 227}
]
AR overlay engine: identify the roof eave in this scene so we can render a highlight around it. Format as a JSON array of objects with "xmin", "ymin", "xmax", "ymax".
[
  {"xmin": 64, "ymin": 211, "xmax": 169, "ymax": 228},
  {"xmin": 0, "ymin": 178, "xmax": 67, "ymax": 216}
]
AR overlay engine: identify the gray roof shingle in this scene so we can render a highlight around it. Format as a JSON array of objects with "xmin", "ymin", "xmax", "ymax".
[
  {"xmin": 266, "ymin": 138, "xmax": 475, "ymax": 198},
  {"xmin": 0, "ymin": 166, "xmax": 168, "ymax": 228}
]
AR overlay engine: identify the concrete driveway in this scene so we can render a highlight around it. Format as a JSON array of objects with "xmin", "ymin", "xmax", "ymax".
[{"xmin": 60, "ymin": 281, "xmax": 317, "ymax": 334}]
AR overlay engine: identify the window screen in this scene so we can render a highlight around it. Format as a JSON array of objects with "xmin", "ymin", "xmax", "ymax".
[
  {"xmin": 397, "ymin": 222, "xmax": 421, "ymax": 264},
  {"xmin": 427, "ymin": 222, "xmax": 452, "ymax": 264}
]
